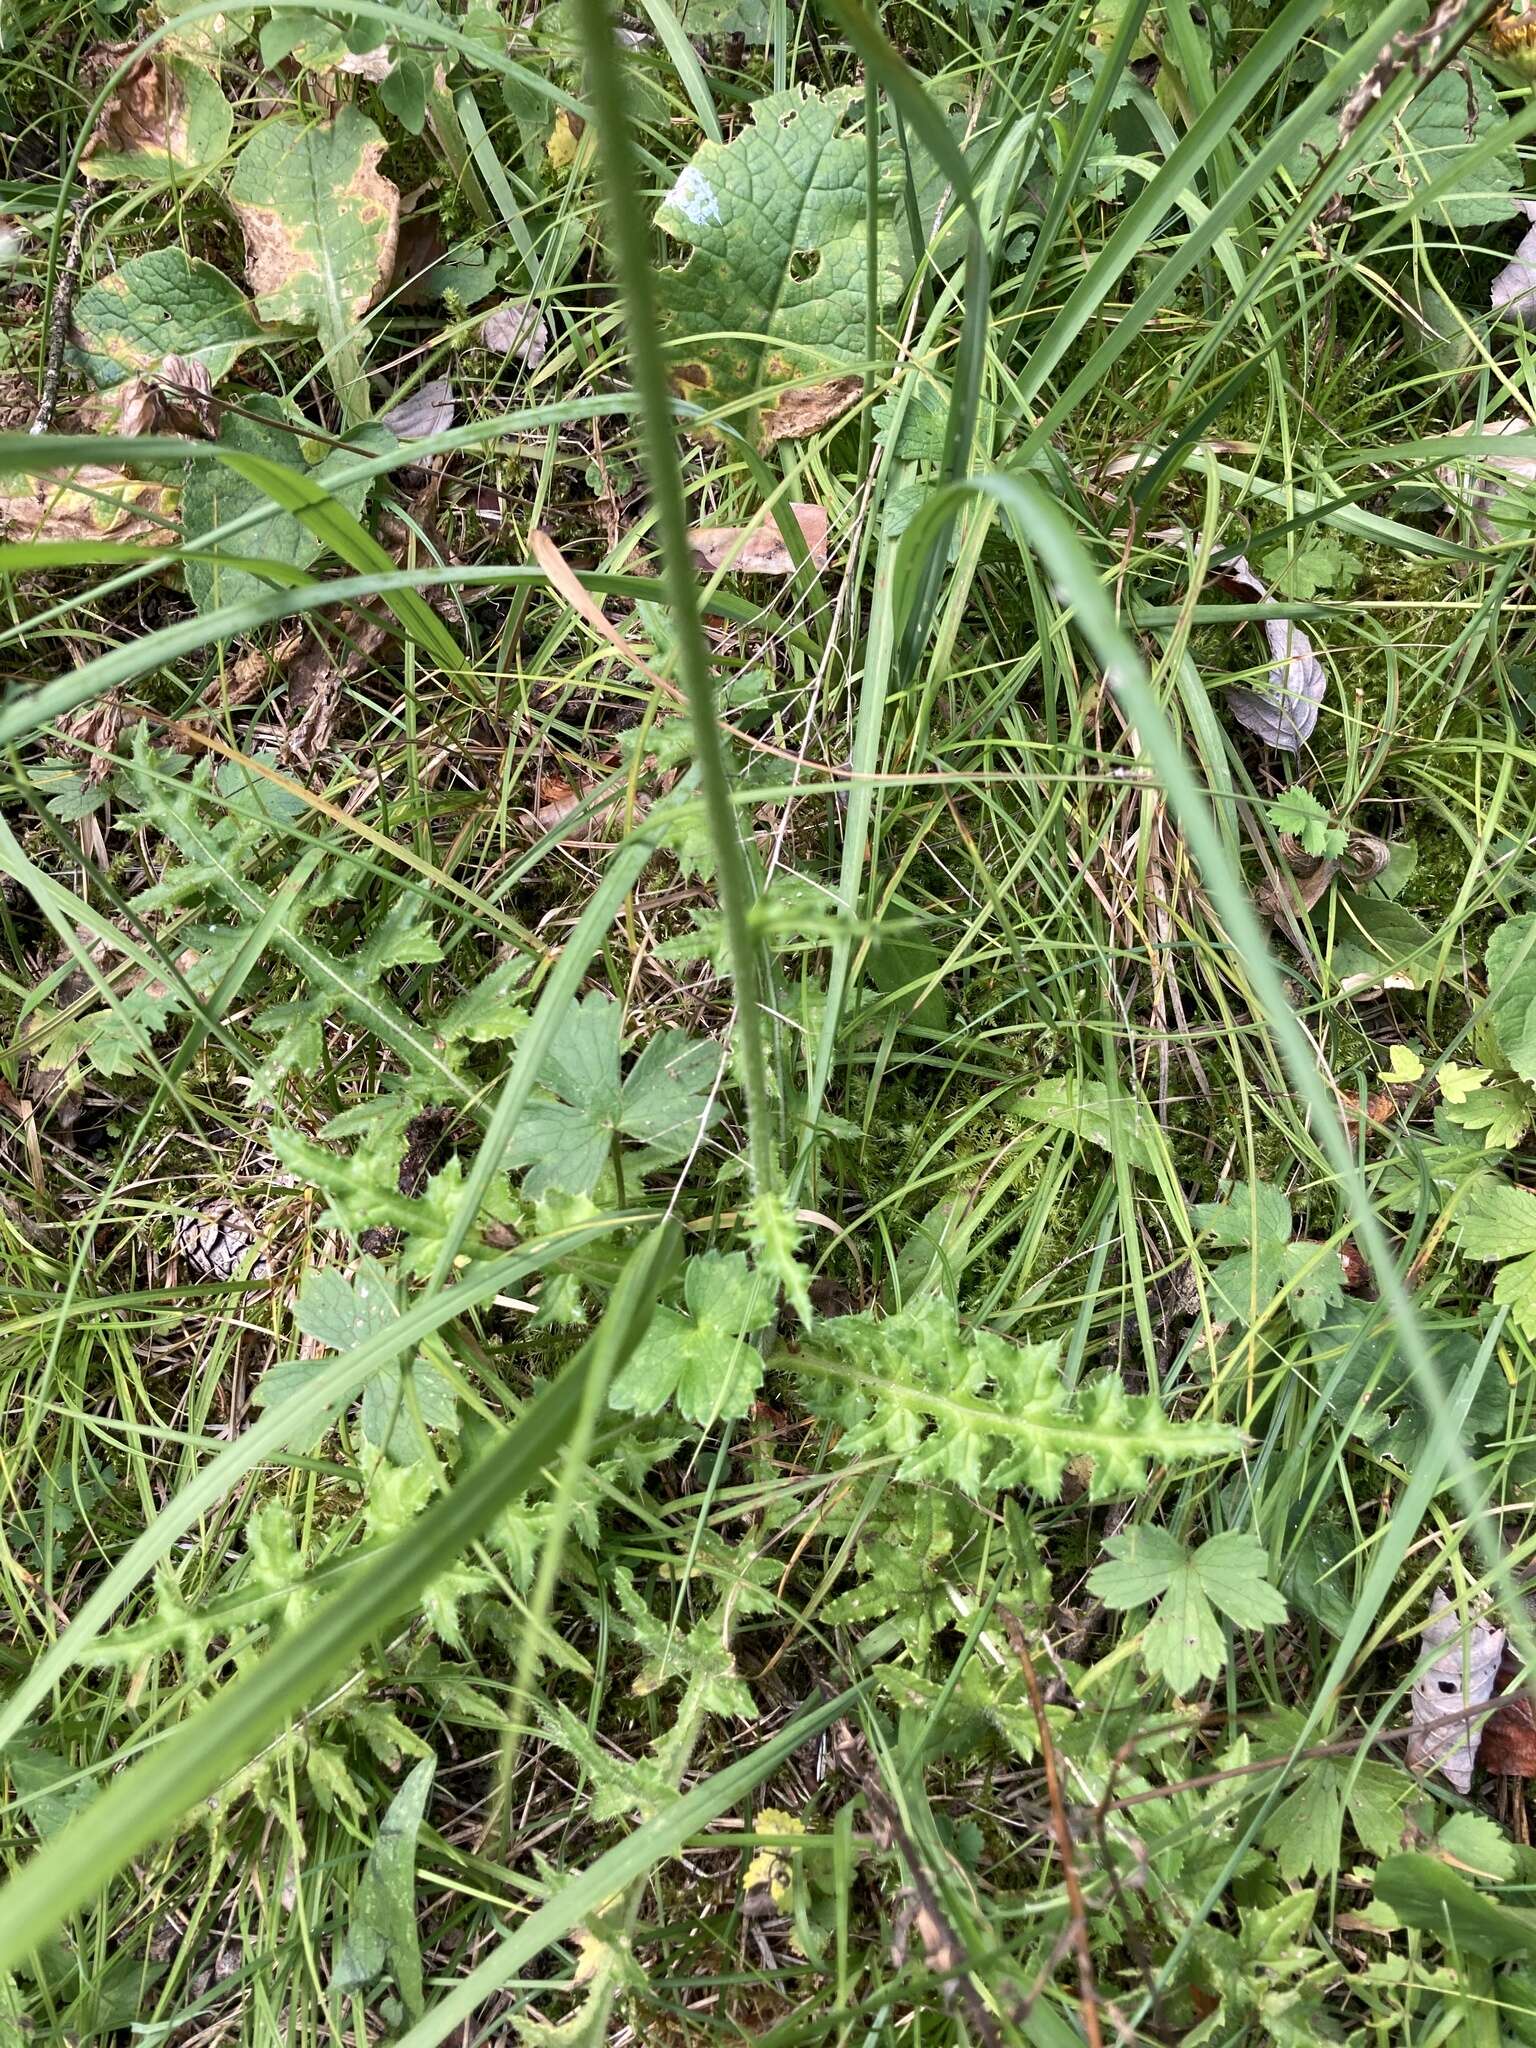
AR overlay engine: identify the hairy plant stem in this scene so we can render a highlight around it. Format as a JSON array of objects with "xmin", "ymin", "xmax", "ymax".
[{"xmin": 569, "ymin": 0, "xmax": 780, "ymax": 1209}]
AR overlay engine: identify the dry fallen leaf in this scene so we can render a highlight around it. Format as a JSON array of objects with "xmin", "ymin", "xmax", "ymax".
[
  {"xmin": 1481, "ymin": 1637, "xmax": 1536, "ymax": 1777},
  {"xmin": 378, "ymin": 376, "xmax": 456, "ymax": 441},
  {"xmin": 758, "ymin": 374, "xmax": 864, "ymax": 448},
  {"xmin": 480, "ymin": 300, "xmax": 550, "ymax": 370},
  {"xmin": 688, "ymin": 501, "xmax": 829, "ymax": 576},
  {"xmin": 1494, "ymin": 201, "xmax": 1536, "ymax": 326},
  {"xmin": 1406, "ymin": 1587, "xmax": 1506, "ymax": 1794},
  {"xmin": 1438, "ymin": 417, "xmax": 1536, "ymax": 541},
  {"xmin": 1212, "ymin": 554, "xmax": 1328, "ymax": 751},
  {"xmin": 0, "ymin": 468, "xmax": 177, "ymax": 545}
]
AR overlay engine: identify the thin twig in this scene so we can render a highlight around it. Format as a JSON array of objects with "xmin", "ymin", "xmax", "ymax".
[
  {"xmin": 1000, "ymin": 1606, "xmax": 1104, "ymax": 2048},
  {"xmin": 31, "ymin": 202, "xmax": 88, "ymax": 437}
]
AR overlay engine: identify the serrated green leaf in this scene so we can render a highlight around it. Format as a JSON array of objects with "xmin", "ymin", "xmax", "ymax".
[
  {"xmin": 333, "ymin": 1755, "xmax": 436, "ymax": 2017},
  {"xmin": 229, "ymin": 105, "xmax": 399, "ymax": 332},
  {"xmin": 797, "ymin": 1298, "xmax": 1238, "ymax": 1501},
  {"xmin": 1192, "ymin": 1180, "xmax": 1344, "ymax": 1331},
  {"xmin": 654, "ymin": 86, "xmax": 897, "ymax": 445},
  {"xmin": 70, "ymin": 250, "xmax": 260, "ymax": 390},
  {"xmin": 1459, "ymin": 1177, "xmax": 1536, "ymax": 1262},
  {"xmin": 1437, "ymin": 1811, "xmax": 1519, "ymax": 1882},
  {"xmin": 503, "ymin": 991, "xmax": 723, "ymax": 1198},
  {"xmin": 1262, "ymin": 1757, "xmax": 1409, "ymax": 1880},
  {"xmin": 610, "ymin": 1251, "xmax": 774, "ymax": 1424},
  {"xmin": 1266, "ymin": 786, "xmax": 1347, "ymax": 859},
  {"xmin": 1089, "ymin": 1526, "xmax": 1286, "ymax": 1695}
]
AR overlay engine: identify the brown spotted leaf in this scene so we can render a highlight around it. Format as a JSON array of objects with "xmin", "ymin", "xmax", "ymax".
[{"xmin": 228, "ymin": 105, "xmax": 400, "ymax": 334}]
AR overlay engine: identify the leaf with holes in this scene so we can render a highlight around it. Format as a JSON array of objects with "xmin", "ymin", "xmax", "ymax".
[
  {"xmin": 70, "ymin": 249, "xmax": 260, "ymax": 390},
  {"xmin": 654, "ymin": 86, "xmax": 897, "ymax": 446}
]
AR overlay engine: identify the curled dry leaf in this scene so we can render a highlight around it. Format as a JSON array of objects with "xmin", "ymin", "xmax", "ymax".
[
  {"xmin": 1406, "ymin": 1587, "xmax": 1506, "ymax": 1794},
  {"xmin": 1213, "ymin": 555, "xmax": 1327, "ymax": 751},
  {"xmin": 82, "ymin": 47, "xmax": 232, "ymax": 182},
  {"xmin": 688, "ymin": 501, "xmax": 829, "ymax": 576},
  {"xmin": 479, "ymin": 300, "xmax": 550, "ymax": 370},
  {"xmin": 88, "ymin": 359, "xmax": 217, "ymax": 439},
  {"xmin": 1438, "ymin": 417, "xmax": 1536, "ymax": 541},
  {"xmin": 1493, "ymin": 200, "xmax": 1536, "ymax": 325}
]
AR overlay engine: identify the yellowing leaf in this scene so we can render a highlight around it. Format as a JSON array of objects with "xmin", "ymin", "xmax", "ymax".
[
  {"xmin": 229, "ymin": 106, "xmax": 400, "ymax": 332},
  {"xmin": 1381, "ymin": 1044, "xmax": 1426, "ymax": 1086},
  {"xmin": 71, "ymin": 249, "xmax": 260, "ymax": 390},
  {"xmin": 547, "ymin": 108, "xmax": 582, "ymax": 173},
  {"xmin": 744, "ymin": 1807, "xmax": 807, "ymax": 1911}
]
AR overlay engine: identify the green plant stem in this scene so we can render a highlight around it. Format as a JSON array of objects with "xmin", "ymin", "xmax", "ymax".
[{"xmin": 569, "ymin": 0, "xmax": 780, "ymax": 1210}]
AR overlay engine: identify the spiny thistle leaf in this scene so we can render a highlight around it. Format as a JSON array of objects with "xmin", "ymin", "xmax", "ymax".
[{"xmin": 791, "ymin": 1298, "xmax": 1239, "ymax": 1499}]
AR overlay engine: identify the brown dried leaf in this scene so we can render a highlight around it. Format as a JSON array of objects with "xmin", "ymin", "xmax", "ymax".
[
  {"xmin": 1481, "ymin": 1681, "xmax": 1536, "ymax": 1778},
  {"xmin": 758, "ymin": 374, "xmax": 863, "ymax": 447},
  {"xmin": 687, "ymin": 501, "xmax": 829, "ymax": 576}
]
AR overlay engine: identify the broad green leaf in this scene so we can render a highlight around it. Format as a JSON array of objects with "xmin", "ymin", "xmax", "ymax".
[
  {"xmin": 610, "ymin": 1250, "xmax": 774, "ymax": 1423},
  {"xmin": 674, "ymin": 0, "xmax": 772, "ymax": 38},
  {"xmin": 228, "ymin": 106, "xmax": 400, "ymax": 332},
  {"xmin": 654, "ymin": 86, "xmax": 897, "ymax": 445},
  {"xmin": 1375, "ymin": 1852, "xmax": 1536, "ymax": 1958},
  {"xmin": 70, "ymin": 250, "xmax": 260, "ymax": 389},
  {"xmin": 1013, "ymin": 1074, "xmax": 1160, "ymax": 1172},
  {"xmin": 1285, "ymin": 65, "xmax": 1520, "ymax": 229},
  {"xmin": 1439, "ymin": 1061, "xmax": 1533, "ymax": 1150},
  {"xmin": 503, "ymin": 990, "xmax": 724, "ymax": 1197},
  {"xmin": 1089, "ymin": 1526, "xmax": 1287, "ymax": 1695},
  {"xmin": 1486, "ymin": 915, "xmax": 1536, "ymax": 1081},
  {"xmin": 82, "ymin": 54, "xmax": 233, "ymax": 181},
  {"xmin": 181, "ymin": 396, "xmax": 375, "ymax": 614},
  {"xmin": 334, "ymin": 1756, "xmax": 436, "ymax": 2018},
  {"xmin": 292, "ymin": 1255, "xmax": 459, "ymax": 1460}
]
